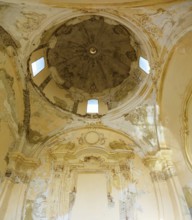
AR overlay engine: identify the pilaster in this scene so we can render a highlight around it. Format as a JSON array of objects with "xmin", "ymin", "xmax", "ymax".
[
  {"xmin": 144, "ymin": 149, "xmax": 191, "ymax": 220},
  {"xmin": 0, "ymin": 152, "xmax": 40, "ymax": 220}
]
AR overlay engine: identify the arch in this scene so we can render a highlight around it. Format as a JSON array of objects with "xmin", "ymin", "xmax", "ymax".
[
  {"xmin": 31, "ymin": 125, "xmax": 140, "ymax": 159},
  {"xmin": 159, "ymin": 31, "xmax": 192, "ymax": 172}
]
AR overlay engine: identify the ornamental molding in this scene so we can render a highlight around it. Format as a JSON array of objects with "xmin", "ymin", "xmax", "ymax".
[
  {"xmin": 78, "ymin": 131, "xmax": 106, "ymax": 145},
  {"xmin": 143, "ymin": 148, "xmax": 176, "ymax": 181},
  {"xmin": 4, "ymin": 152, "xmax": 40, "ymax": 184},
  {"xmin": 8, "ymin": 151, "xmax": 40, "ymax": 170},
  {"xmin": 39, "ymin": 124, "xmax": 137, "ymax": 154},
  {"xmin": 5, "ymin": 169, "xmax": 30, "ymax": 184}
]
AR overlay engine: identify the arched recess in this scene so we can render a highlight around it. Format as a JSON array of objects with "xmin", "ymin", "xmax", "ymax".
[
  {"xmin": 22, "ymin": 126, "xmax": 161, "ymax": 220},
  {"xmin": 159, "ymin": 31, "xmax": 192, "ymax": 186}
]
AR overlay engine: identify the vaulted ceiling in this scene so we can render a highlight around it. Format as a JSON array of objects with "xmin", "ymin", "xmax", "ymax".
[{"xmin": 0, "ymin": 0, "xmax": 192, "ymax": 186}]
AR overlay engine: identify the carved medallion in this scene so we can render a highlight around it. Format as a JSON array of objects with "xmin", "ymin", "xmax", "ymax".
[
  {"xmin": 78, "ymin": 131, "xmax": 105, "ymax": 145},
  {"xmin": 85, "ymin": 131, "xmax": 100, "ymax": 145}
]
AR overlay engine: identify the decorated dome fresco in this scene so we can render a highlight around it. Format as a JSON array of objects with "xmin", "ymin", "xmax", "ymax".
[
  {"xmin": 30, "ymin": 15, "xmax": 150, "ymax": 116},
  {"xmin": 47, "ymin": 16, "xmax": 137, "ymax": 93}
]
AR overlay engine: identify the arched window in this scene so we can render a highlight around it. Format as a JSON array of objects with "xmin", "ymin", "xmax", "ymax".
[
  {"xmin": 31, "ymin": 57, "xmax": 45, "ymax": 76},
  {"xmin": 139, "ymin": 56, "xmax": 150, "ymax": 74},
  {"xmin": 87, "ymin": 99, "xmax": 99, "ymax": 113}
]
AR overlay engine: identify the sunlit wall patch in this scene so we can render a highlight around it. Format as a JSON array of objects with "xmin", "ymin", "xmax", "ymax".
[
  {"xmin": 31, "ymin": 57, "xmax": 45, "ymax": 77},
  {"xmin": 87, "ymin": 99, "xmax": 99, "ymax": 113},
  {"xmin": 139, "ymin": 56, "xmax": 150, "ymax": 74}
]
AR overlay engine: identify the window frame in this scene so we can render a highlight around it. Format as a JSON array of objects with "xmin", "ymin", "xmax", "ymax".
[
  {"xmin": 87, "ymin": 99, "xmax": 99, "ymax": 114},
  {"xmin": 31, "ymin": 57, "xmax": 45, "ymax": 77}
]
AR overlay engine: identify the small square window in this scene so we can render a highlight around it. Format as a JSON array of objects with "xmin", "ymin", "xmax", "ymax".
[
  {"xmin": 31, "ymin": 57, "xmax": 45, "ymax": 76},
  {"xmin": 87, "ymin": 99, "xmax": 99, "ymax": 113},
  {"xmin": 139, "ymin": 57, "xmax": 150, "ymax": 74}
]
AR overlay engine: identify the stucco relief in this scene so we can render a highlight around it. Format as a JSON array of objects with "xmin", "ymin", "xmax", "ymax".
[
  {"xmin": 124, "ymin": 106, "xmax": 147, "ymax": 125},
  {"xmin": 124, "ymin": 104, "xmax": 158, "ymax": 150},
  {"xmin": 144, "ymin": 149, "xmax": 176, "ymax": 182},
  {"xmin": 78, "ymin": 130, "xmax": 105, "ymax": 145},
  {"xmin": 49, "ymin": 141, "xmax": 76, "ymax": 156},
  {"xmin": 109, "ymin": 139, "xmax": 131, "ymax": 150},
  {"xmin": 5, "ymin": 138, "xmax": 155, "ymax": 220},
  {"xmin": 128, "ymin": 6, "xmax": 181, "ymax": 44}
]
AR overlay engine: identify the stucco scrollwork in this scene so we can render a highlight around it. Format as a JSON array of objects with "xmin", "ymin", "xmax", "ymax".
[
  {"xmin": 109, "ymin": 139, "xmax": 131, "ymax": 150},
  {"xmin": 78, "ymin": 131, "xmax": 105, "ymax": 145},
  {"xmin": 130, "ymin": 13, "xmax": 162, "ymax": 40},
  {"xmin": 124, "ymin": 105, "xmax": 148, "ymax": 125}
]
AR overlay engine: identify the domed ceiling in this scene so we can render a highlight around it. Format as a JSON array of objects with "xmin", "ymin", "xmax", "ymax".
[
  {"xmin": 31, "ymin": 15, "xmax": 146, "ymax": 115},
  {"xmin": 47, "ymin": 16, "xmax": 137, "ymax": 94}
]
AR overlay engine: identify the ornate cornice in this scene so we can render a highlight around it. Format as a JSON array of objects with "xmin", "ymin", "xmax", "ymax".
[
  {"xmin": 8, "ymin": 152, "xmax": 40, "ymax": 169},
  {"xmin": 11, "ymin": 0, "xmax": 180, "ymax": 8},
  {"xmin": 143, "ymin": 149, "xmax": 176, "ymax": 181},
  {"xmin": 4, "ymin": 152, "xmax": 40, "ymax": 183}
]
